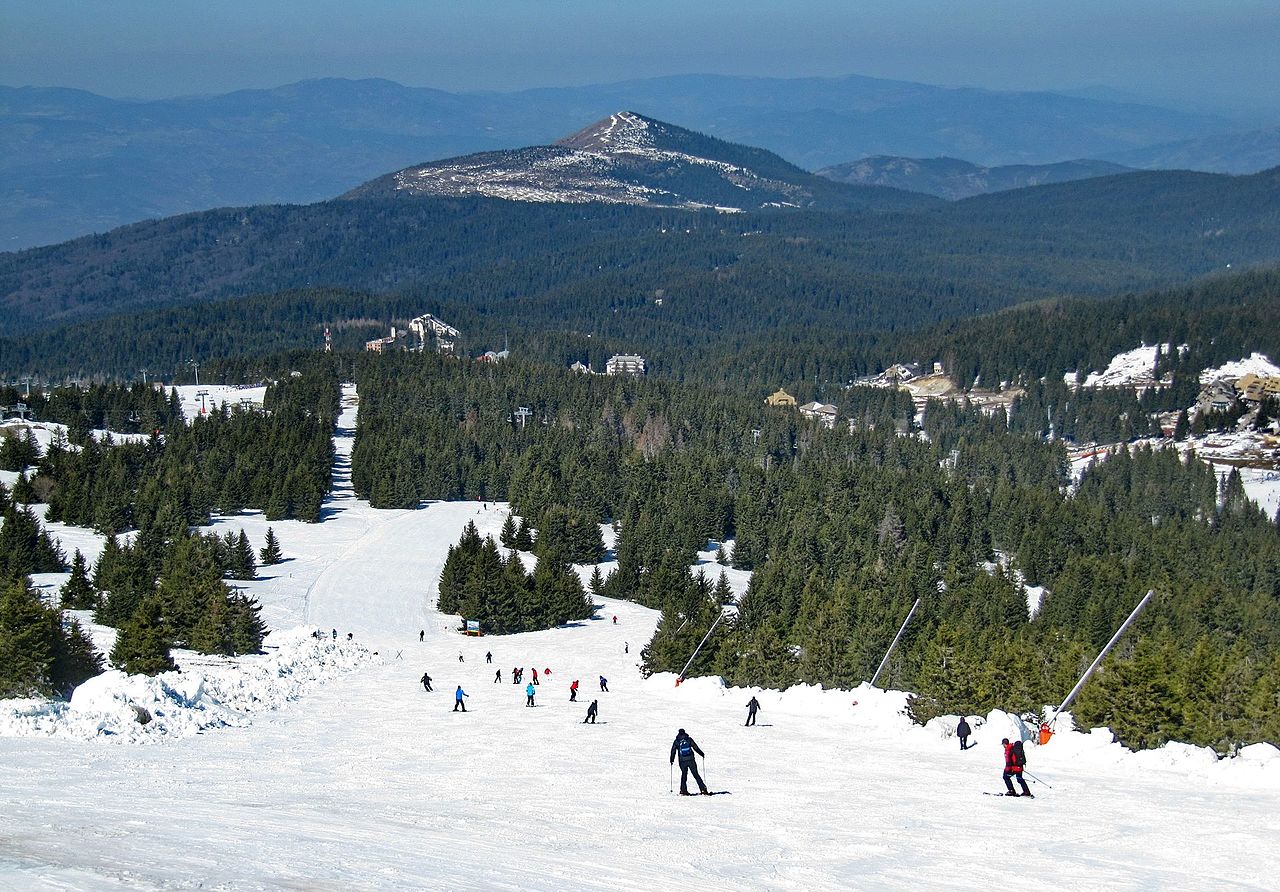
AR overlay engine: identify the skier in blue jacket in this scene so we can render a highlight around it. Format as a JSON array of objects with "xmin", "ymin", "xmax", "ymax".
[
  {"xmin": 526, "ymin": 682, "xmax": 536, "ymax": 707},
  {"xmin": 670, "ymin": 729, "xmax": 710, "ymax": 795},
  {"xmin": 454, "ymin": 686, "xmax": 468, "ymax": 712}
]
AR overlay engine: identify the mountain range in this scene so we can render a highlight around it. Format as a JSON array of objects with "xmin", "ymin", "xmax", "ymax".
[
  {"xmin": 2, "ymin": 73, "xmax": 1271, "ymax": 250},
  {"xmin": 816, "ymin": 157, "xmax": 1134, "ymax": 200}
]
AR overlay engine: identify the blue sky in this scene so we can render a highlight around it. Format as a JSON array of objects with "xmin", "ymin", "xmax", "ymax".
[{"xmin": 2, "ymin": 1, "xmax": 1277, "ymax": 120}]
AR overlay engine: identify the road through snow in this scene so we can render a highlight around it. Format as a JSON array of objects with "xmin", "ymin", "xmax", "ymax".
[{"xmin": 2, "ymin": 385, "xmax": 1279, "ymax": 890}]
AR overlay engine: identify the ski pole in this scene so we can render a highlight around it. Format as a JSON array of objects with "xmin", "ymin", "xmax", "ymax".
[
  {"xmin": 669, "ymin": 762, "xmax": 673, "ymax": 794},
  {"xmin": 1023, "ymin": 770, "xmax": 1053, "ymax": 789}
]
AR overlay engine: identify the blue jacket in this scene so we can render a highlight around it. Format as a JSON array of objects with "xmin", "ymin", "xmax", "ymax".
[
  {"xmin": 455, "ymin": 687, "xmax": 466, "ymax": 700},
  {"xmin": 526, "ymin": 684, "xmax": 535, "ymax": 696}
]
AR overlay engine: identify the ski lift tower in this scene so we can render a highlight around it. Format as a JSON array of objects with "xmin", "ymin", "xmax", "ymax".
[{"xmin": 513, "ymin": 406, "xmax": 532, "ymax": 430}]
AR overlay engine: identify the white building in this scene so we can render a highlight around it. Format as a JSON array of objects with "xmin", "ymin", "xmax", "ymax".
[
  {"xmin": 798, "ymin": 401, "xmax": 839, "ymax": 429},
  {"xmin": 606, "ymin": 354, "xmax": 646, "ymax": 377}
]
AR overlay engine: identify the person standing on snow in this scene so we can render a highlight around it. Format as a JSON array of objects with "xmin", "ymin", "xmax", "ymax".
[
  {"xmin": 599, "ymin": 675, "xmax": 609, "ymax": 692},
  {"xmin": 957, "ymin": 718, "xmax": 972, "ymax": 751},
  {"xmin": 419, "ymin": 630, "xmax": 424, "ymax": 642},
  {"xmin": 745, "ymin": 696, "xmax": 761, "ymax": 726},
  {"xmin": 532, "ymin": 668, "xmax": 539, "ymax": 685},
  {"xmin": 570, "ymin": 680, "xmax": 579, "ymax": 702},
  {"xmin": 583, "ymin": 700, "xmax": 598, "ymax": 724},
  {"xmin": 486, "ymin": 651, "xmax": 492, "ymax": 664},
  {"xmin": 454, "ymin": 686, "xmax": 468, "ymax": 712},
  {"xmin": 670, "ymin": 729, "xmax": 709, "ymax": 795},
  {"xmin": 494, "ymin": 669, "xmax": 502, "ymax": 683},
  {"xmin": 513, "ymin": 667, "xmax": 521, "ymax": 684},
  {"xmin": 421, "ymin": 672, "xmax": 433, "ymax": 692},
  {"xmin": 526, "ymin": 682, "xmax": 537, "ymax": 707},
  {"xmin": 1002, "ymin": 738, "xmax": 1032, "ymax": 797},
  {"xmin": 458, "ymin": 653, "xmax": 464, "ymax": 663}
]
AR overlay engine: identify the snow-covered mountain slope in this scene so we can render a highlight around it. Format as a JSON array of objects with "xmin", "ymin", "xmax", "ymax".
[
  {"xmin": 342, "ymin": 111, "xmax": 936, "ymax": 213},
  {"xmin": 2, "ymin": 384, "xmax": 1279, "ymax": 889}
]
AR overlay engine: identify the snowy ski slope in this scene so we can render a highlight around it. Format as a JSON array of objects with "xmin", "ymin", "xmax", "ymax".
[{"xmin": 2, "ymin": 385, "xmax": 1279, "ymax": 890}]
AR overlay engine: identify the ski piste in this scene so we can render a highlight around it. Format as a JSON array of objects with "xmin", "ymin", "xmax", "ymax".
[{"xmin": 3, "ymin": 384, "xmax": 1278, "ymax": 890}]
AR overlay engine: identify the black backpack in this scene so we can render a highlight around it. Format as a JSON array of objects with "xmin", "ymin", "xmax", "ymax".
[{"xmin": 1012, "ymin": 739, "xmax": 1027, "ymax": 767}]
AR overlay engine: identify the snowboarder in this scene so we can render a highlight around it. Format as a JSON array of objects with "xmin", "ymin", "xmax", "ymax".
[
  {"xmin": 570, "ymin": 680, "xmax": 579, "ymax": 702},
  {"xmin": 486, "ymin": 651, "xmax": 492, "ymax": 664},
  {"xmin": 526, "ymin": 683, "xmax": 536, "ymax": 707},
  {"xmin": 957, "ymin": 718, "xmax": 972, "ymax": 751},
  {"xmin": 1002, "ymin": 738, "xmax": 1032, "ymax": 797},
  {"xmin": 494, "ymin": 669, "xmax": 502, "ymax": 683},
  {"xmin": 670, "ymin": 728, "xmax": 709, "ymax": 795},
  {"xmin": 583, "ymin": 700, "xmax": 598, "ymax": 724},
  {"xmin": 419, "ymin": 630, "xmax": 424, "ymax": 642},
  {"xmin": 458, "ymin": 653, "xmax": 464, "ymax": 663},
  {"xmin": 454, "ymin": 686, "xmax": 468, "ymax": 712},
  {"xmin": 599, "ymin": 675, "xmax": 609, "ymax": 692},
  {"xmin": 421, "ymin": 672, "xmax": 433, "ymax": 692},
  {"xmin": 532, "ymin": 668, "xmax": 539, "ymax": 685},
  {"xmin": 745, "ymin": 696, "xmax": 760, "ymax": 726}
]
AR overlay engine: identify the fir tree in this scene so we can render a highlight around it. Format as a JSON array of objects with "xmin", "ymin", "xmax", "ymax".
[
  {"xmin": 0, "ymin": 577, "xmax": 57, "ymax": 697},
  {"xmin": 259, "ymin": 527, "xmax": 283, "ymax": 565},
  {"xmin": 110, "ymin": 597, "xmax": 176, "ymax": 676},
  {"xmin": 500, "ymin": 514, "xmax": 518, "ymax": 549},
  {"xmin": 60, "ymin": 549, "xmax": 98, "ymax": 610}
]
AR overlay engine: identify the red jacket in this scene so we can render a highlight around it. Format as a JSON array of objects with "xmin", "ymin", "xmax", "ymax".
[{"xmin": 1004, "ymin": 742, "xmax": 1023, "ymax": 773}]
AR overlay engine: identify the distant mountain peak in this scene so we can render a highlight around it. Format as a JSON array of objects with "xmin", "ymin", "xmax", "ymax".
[
  {"xmin": 556, "ymin": 111, "xmax": 662, "ymax": 154},
  {"xmin": 344, "ymin": 112, "xmax": 934, "ymax": 213}
]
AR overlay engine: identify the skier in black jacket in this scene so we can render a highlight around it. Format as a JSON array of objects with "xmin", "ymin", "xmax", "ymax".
[
  {"xmin": 583, "ymin": 700, "xmax": 598, "ymax": 724},
  {"xmin": 421, "ymin": 672, "xmax": 432, "ymax": 692},
  {"xmin": 957, "ymin": 717, "xmax": 971, "ymax": 750},
  {"xmin": 745, "ymin": 696, "xmax": 761, "ymax": 726},
  {"xmin": 670, "ymin": 728, "xmax": 710, "ymax": 795}
]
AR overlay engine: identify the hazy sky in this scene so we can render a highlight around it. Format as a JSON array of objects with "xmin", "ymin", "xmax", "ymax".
[{"xmin": 3, "ymin": 0, "xmax": 1278, "ymax": 121}]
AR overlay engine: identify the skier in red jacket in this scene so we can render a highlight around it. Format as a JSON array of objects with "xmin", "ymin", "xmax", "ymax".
[
  {"xmin": 570, "ymin": 680, "xmax": 579, "ymax": 702},
  {"xmin": 1002, "ymin": 738, "xmax": 1032, "ymax": 797}
]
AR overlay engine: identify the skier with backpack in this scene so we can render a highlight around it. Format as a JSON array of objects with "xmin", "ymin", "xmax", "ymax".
[
  {"xmin": 745, "ymin": 696, "xmax": 761, "ymax": 726},
  {"xmin": 1002, "ymin": 738, "xmax": 1032, "ymax": 797},
  {"xmin": 957, "ymin": 717, "xmax": 972, "ymax": 751},
  {"xmin": 670, "ymin": 729, "xmax": 710, "ymax": 796},
  {"xmin": 583, "ymin": 700, "xmax": 598, "ymax": 724}
]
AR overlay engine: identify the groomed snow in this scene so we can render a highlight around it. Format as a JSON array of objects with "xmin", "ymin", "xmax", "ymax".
[
  {"xmin": 1199, "ymin": 352, "xmax": 1280, "ymax": 384},
  {"xmin": 2, "ymin": 384, "xmax": 1279, "ymax": 889}
]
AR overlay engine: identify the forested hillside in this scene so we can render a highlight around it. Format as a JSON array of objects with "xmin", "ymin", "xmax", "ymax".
[
  {"xmin": 3, "ymin": 164, "xmax": 1279, "ymax": 343},
  {"xmin": 350, "ymin": 351, "xmax": 1280, "ymax": 752}
]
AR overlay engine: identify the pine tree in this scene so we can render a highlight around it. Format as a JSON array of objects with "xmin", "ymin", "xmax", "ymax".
[
  {"xmin": 230, "ymin": 530, "xmax": 257, "ymax": 580},
  {"xmin": 500, "ymin": 514, "xmax": 518, "ymax": 549},
  {"xmin": 60, "ymin": 549, "xmax": 98, "ymax": 610},
  {"xmin": 259, "ymin": 527, "xmax": 283, "ymax": 565},
  {"xmin": 110, "ymin": 597, "xmax": 176, "ymax": 676},
  {"xmin": 0, "ymin": 577, "xmax": 57, "ymax": 697},
  {"xmin": 588, "ymin": 565, "xmax": 605, "ymax": 597},
  {"xmin": 228, "ymin": 592, "xmax": 267, "ymax": 655},
  {"xmin": 514, "ymin": 517, "xmax": 534, "ymax": 551},
  {"xmin": 50, "ymin": 616, "xmax": 103, "ymax": 695}
]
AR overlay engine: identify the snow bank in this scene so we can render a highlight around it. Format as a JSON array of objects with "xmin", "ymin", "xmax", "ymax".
[
  {"xmin": 0, "ymin": 629, "xmax": 376, "ymax": 743},
  {"xmin": 1199, "ymin": 352, "xmax": 1280, "ymax": 384}
]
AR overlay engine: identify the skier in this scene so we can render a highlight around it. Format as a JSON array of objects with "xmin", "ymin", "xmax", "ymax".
[
  {"xmin": 419, "ymin": 630, "xmax": 424, "ymax": 642},
  {"xmin": 526, "ymin": 682, "xmax": 536, "ymax": 707},
  {"xmin": 454, "ymin": 686, "xmax": 468, "ymax": 712},
  {"xmin": 532, "ymin": 668, "xmax": 539, "ymax": 686},
  {"xmin": 745, "ymin": 696, "xmax": 760, "ymax": 726},
  {"xmin": 583, "ymin": 700, "xmax": 598, "ymax": 724},
  {"xmin": 346, "ymin": 632, "xmax": 353, "ymax": 641},
  {"xmin": 421, "ymin": 672, "xmax": 433, "ymax": 692},
  {"xmin": 513, "ymin": 667, "xmax": 521, "ymax": 684},
  {"xmin": 625, "ymin": 642, "xmax": 629, "ymax": 654},
  {"xmin": 486, "ymin": 651, "xmax": 492, "ymax": 664},
  {"xmin": 543, "ymin": 667, "xmax": 551, "ymax": 677},
  {"xmin": 458, "ymin": 653, "xmax": 464, "ymax": 663},
  {"xmin": 612, "ymin": 615, "xmax": 617, "ymax": 624},
  {"xmin": 494, "ymin": 669, "xmax": 502, "ymax": 683},
  {"xmin": 670, "ymin": 728, "xmax": 709, "ymax": 796},
  {"xmin": 570, "ymin": 680, "xmax": 579, "ymax": 702},
  {"xmin": 1002, "ymin": 738, "xmax": 1032, "ymax": 797},
  {"xmin": 957, "ymin": 717, "xmax": 972, "ymax": 751},
  {"xmin": 599, "ymin": 675, "xmax": 609, "ymax": 692},
  {"xmin": 331, "ymin": 629, "xmax": 337, "ymax": 640}
]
